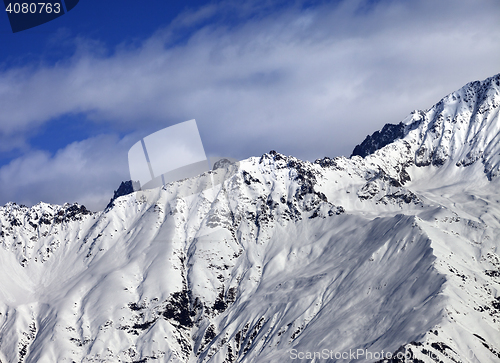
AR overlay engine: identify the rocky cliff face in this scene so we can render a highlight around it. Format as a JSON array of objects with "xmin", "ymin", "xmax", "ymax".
[
  {"xmin": 0, "ymin": 74, "xmax": 499, "ymax": 363},
  {"xmin": 352, "ymin": 122, "xmax": 407, "ymax": 158}
]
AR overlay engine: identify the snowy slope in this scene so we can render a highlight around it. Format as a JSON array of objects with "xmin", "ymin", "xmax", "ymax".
[{"xmin": 0, "ymin": 74, "xmax": 499, "ymax": 363}]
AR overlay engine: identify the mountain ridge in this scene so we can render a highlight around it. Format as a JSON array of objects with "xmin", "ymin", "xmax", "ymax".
[
  {"xmin": 0, "ymin": 74, "xmax": 499, "ymax": 363},
  {"xmin": 352, "ymin": 73, "xmax": 500, "ymax": 178}
]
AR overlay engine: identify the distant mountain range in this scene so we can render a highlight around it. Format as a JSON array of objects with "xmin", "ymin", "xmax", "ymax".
[{"xmin": 0, "ymin": 73, "xmax": 499, "ymax": 363}]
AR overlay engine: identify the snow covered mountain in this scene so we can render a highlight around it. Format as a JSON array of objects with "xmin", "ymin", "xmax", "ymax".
[{"xmin": 0, "ymin": 74, "xmax": 499, "ymax": 363}]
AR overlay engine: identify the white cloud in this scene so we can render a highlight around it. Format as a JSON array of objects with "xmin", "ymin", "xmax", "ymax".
[
  {"xmin": 0, "ymin": 0, "xmax": 499, "ymax": 208},
  {"xmin": 0, "ymin": 134, "xmax": 131, "ymax": 210}
]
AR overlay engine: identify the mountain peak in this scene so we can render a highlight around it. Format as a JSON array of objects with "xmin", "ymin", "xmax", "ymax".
[
  {"xmin": 352, "ymin": 73, "xmax": 500, "ymax": 179},
  {"xmin": 106, "ymin": 180, "xmax": 140, "ymax": 210}
]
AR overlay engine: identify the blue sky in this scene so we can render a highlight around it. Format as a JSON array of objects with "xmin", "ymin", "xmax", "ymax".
[{"xmin": 0, "ymin": 0, "xmax": 499, "ymax": 210}]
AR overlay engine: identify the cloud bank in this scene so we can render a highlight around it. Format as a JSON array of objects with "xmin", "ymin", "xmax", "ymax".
[
  {"xmin": 1, "ymin": 0, "xmax": 499, "ymax": 209},
  {"xmin": 0, "ymin": 135, "xmax": 131, "ymax": 210}
]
